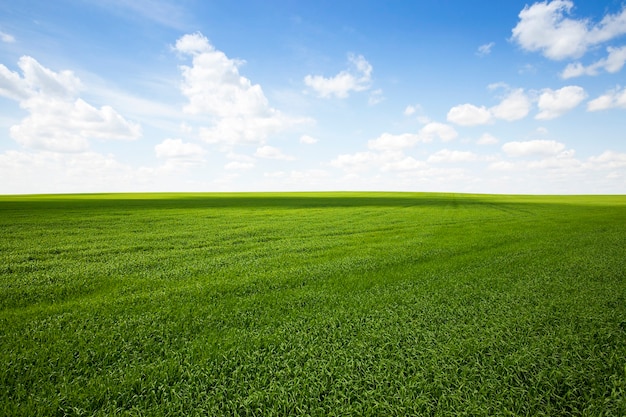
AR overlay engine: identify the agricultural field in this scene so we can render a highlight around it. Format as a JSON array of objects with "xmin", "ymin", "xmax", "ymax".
[{"xmin": 1, "ymin": 192, "xmax": 625, "ymax": 416}]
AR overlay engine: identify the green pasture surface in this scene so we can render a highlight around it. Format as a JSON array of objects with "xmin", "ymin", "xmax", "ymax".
[{"xmin": 1, "ymin": 192, "xmax": 625, "ymax": 416}]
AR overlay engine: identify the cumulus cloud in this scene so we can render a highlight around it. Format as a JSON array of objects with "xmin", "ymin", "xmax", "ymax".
[
  {"xmin": 254, "ymin": 145, "xmax": 295, "ymax": 160},
  {"xmin": 1, "ymin": 31, "xmax": 15, "ymax": 43},
  {"xmin": 0, "ymin": 56, "xmax": 141, "ymax": 152},
  {"xmin": 562, "ymin": 46, "xmax": 626, "ymax": 78},
  {"xmin": 403, "ymin": 105, "xmax": 418, "ymax": 116},
  {"xmin": 427, "ymin": 149, "xmax": 478, "ymax": 163},
  {"xmin": 330, "ymin": 150, "xmax": 426, "ymax": 174},
  {"xmin": 368, "ymin": 89, "xmax": 384, "ymax": 105},
  {"xmin": 477, "ymin": 42, "xmax": 495, "ymax": 57},
  {"xmin": 299, "ymin": 135, "xmax": 318, "ymax": 144},
  {"xmin": 587, "ymin": 86, "xmax": 626, "ymax": 111},
  {"xmin": 304, "ymin": 53, "xmax": 373, "ymax": 98},
  {"xmin": 447, "ymin": 104, "xmax": 493, "ymax": 126},
  {"xmin": 511, "ymin": 0, "xmax": 626, "ymax": 60},
  {"xmin": 447, "ymin": 88, "xmax": 531, "ymax": 126},
  {"xmin": 225, "ymin": 161, "xmax": 254, "ymax": 171},
  {"xmin": 419, "ymin": 122, "xmax": 458, "ymax": 142},
  {"xmin": 490, "ymin": 88, "xmax": 532, "ymax": 121},
  {"xmin": 155, "ymin": 138, "xmax": 206, "ymax": 165},
  {"xmin": 0, "ymin": 150, "xmax": 140, "ymax": 194},
  {"xmin": 382, "ymin": 156, "xmax": 426, "ymax": 172},
  {"xmin": 477, "ymin": 133, "xmax": 499, "ymax": 145},
  {"xmin": 449, "ymin": 85, "xmax": 581, "ymax": 123},
  {"xmin": 330, "ymin": 151, "xmax": 380, "ymax": 173},
  {"xmin": 367, "ymin": 133, "xmax": 421, "ymax": 151},
  {"xmin": 502, "ymin": 140, "xmax": 566, "ymax": 157},
  {"xmin": 367, "ymin": 122, "xmax": 457, "ymax": 152},
  {"xmin": 175, "ymin": 32, "xmax": 309, "ymax": 146},
  {"xmin": 536, "ymin": 85, "xmax": 586, "ymax": 119},
  {"xmin": 588, "ymin": 150, "xmax": 626, "ymax": 168}
]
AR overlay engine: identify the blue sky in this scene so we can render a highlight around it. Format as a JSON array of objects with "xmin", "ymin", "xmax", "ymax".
[{"xmin": 1, "ymin": 0, "xmax": 625, "ymax": 194}]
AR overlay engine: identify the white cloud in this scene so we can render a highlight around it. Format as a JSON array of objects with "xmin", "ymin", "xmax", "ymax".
[
  {"xmin": 381, "ymin": 156, "xmax": 426, "ymax": 172},
  {"xmin": 300, "ymin": 135, "xmax": 318, "ymax": 144},
  {"xmin": 602, "ymin": 46, "xmax": 626, "ymax": 73},
  {"xmin": 226, "ymin": 152, "xmax": 255, "ymax": 162},
  {"xmin": 367, "ymin": 123, "xmax": 457, "ymax": 152},
  {"xmin": 502, "ymin": 140, "xmax": 566, "ymax": 157},
  {"xmin": 587, "ymin": 86, "xmax": 626, "ymax": 111},
  {"xmin": 330, "ymin": 152, "xmax": 370, "ymax": 173},
  {"xmin": 334, "ymin": 121, "xmax": 459, "ymax": 178},
  {"xmin": 264, "ymin": 171, "xmax": 285, "ymax": 178},
  {"xmin": 588, "ymin": 150, "xmax": 626, "ymax": 168},
  {"xmin": 1, "ymin": 31, "xmax": 15, "ymax": 43},
  {"xmin": 0, "ymin": 56, "xmax": 141, "ymax": 152},
  {"xmin": 368, "ymin": 89, "xmax": 384, "ymax": 105},
  {"xmin": 419, "ymin": 122, "xmax": 458, "ymax": 142},
  {"xmin": 403, "ymin": 105, "xmax": 418, "ymax": 116},
  {"xmin": 477, "ymin": 133, "xmax": 499, "ymax": 145},
  {"xmin": 304, "ymin": 53, "xmax": 373, "ymax": 98},
  {"xmin": 448, "ymin": 88, "xmax": 532, "ymax": 126},
  {"xmin": 330, "ymin": 149, "xmax": 428, "ymax": 175},
  {"xmin": 488, "ymin": 160, "xmax": 518, "ymax": 171},
  {"xmin": 225, "ymin": 161, "xmax": 254, "ymax": 170},
  {"xmin": 0, "ymin": 150, "xmax": 139, "ymax": 194},
  {"xmin": 367, "ymin": 133, "xmax": 421, "ymax": 151},
  {"xmin": 477, "ymin": 42, "xmax": 495, "ymax": 56},
  {"xmin": 155, "ymin": 138, "xmax": 206, "ymax": 165},
  {"xmin": 427, "ymin": 149, "xmax": 478, "ymax": 163},
  {"xmin": 0, "ymin": 56, "xmax": 81, "ymax": 101},
  {"xmin": 447, "ymin": 103, "xmax": 493, "ymax": 126},
  {"xmin": 174, "ymin": 32, "xmax": 214, "ymax": 55},
  {"xmin": 175, "ymin": 32, "xmax": 309, "ymax": 146},
  {"xmin": 519, "ymin": 63, "xmax": 538, "ymax": 75},
  {"xmin": 0, "ymin": 64, "xmax": 30, "ymax": 101},
  {"xmin": 285, "ymin": 169, "xmax": 331, "ymax": 184},
  {"xmin": 526, "ymin": 151, "xmax": 581, "ymax": 170},
  {"xmin": 562, "ymin": 46, "xmax": 626, "ymax": 78},
  {"xmin": 254, "ymin": 145, "xmax": 295, "ymax": 161},
  {"xmin": 490, "ymin": 88, "xmax": 531, "ymax": 121},
  {"xmin": 11, "ymin": 98, "xmax": 142, "ymax": 152},
  {"xmin": 536, "ymin": 85, "xmax": 586, "ymax": 119},
  {"xmin": 511, "ymin": 0, "xmax": 626, "ymax": 60}
]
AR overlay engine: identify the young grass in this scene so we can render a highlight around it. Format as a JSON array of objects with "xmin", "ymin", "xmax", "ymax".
[{"xmin": 1, "ymin": 192, "xmax": 625, "ymax": 415}]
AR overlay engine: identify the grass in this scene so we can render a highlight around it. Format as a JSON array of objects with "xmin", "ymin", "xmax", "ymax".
[{"xmin": 1, "ymin": 192, "xmax": 625, "ymax": 416}]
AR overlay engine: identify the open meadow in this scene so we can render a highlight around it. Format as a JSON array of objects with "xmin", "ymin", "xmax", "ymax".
[{"xmin": 1, "ymin": 192, "xmax": 625, "ymax": 416}]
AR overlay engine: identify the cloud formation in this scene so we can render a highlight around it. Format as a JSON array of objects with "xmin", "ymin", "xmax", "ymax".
[
  {"xmin": 490, "ymin": 88, "xmax": 532, "ymax": 121},
  {"xmin": 477, "ymin": 42, "xmax": 495, "ymax": 57},
  {"xmin": 427, "ymin": 149, "xmax": 478, "ymax": 163},
  {"xmin": 367, "ymin": 122, "xmax": 458, "ymax": 152},
  {"xmin": 0, "ymin": 56, "xmax": 141, "ymax": 152},
  {"xmin": 255, "ymin": 145, "xmax": 295, "ymax": 161},
  {"xmin": 511, "ymin": 0, "xmax": 626, "ymax": 60},
  {"xmin": 175, "ymin": 32, "xmax": 309, "ymax": 147},
  {"xmin": 299, "ymin": 135, "xmax": 318, "ymax": 144},
  {"xmin": 561, "ymin": 46, "xmax": 626, "ymax": 78},
  {"xmin": 447, "ymin": 88, "xmax": 531, "ymax": 126},
  {"xmin": 587, "ymin": 86, "xmax": 626, "ymax": 111},
  {"xmin": 477, "ymin": 133, "xmax": 499, "ymax": 145},
  {"xmin": 447, "ymin": 104, "xmax": 493, "ymax": 126},
  {"xmin": 304, "ymin": 54, "xmax": 373, "ymax": 98},
  {"xmin": 535, "ymin": 85, "xmax": 586, "ymax": 119},
  {"xmin": 0, "ymin": 31, "xmax": 15, "ymax": 43},
  {"xmin": 502, "ymin": 140, "xmax": 566, "ymax": 157},
  {"xmin": 155, "ymin": 138, "xmax": 206, "ymax": 166}
]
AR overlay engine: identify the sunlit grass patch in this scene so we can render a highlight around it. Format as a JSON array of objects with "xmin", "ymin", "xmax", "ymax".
[{"xmin": 1, "ymin": 192, "xmax": 625, "ymax": 415}]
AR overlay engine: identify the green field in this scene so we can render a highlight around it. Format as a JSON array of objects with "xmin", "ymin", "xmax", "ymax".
[{"xmin": 1, "ymin": 192, "xmax": 625, "ymax": 416}]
